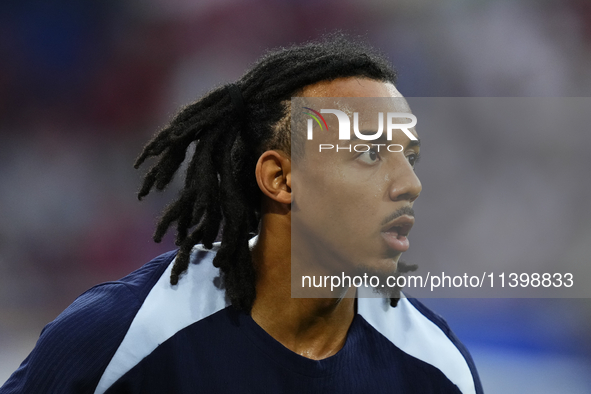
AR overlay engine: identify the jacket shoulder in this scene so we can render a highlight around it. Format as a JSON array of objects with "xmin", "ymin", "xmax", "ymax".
[
  {"xmin": 358, "ymin": 295, "xmax": 483, "ymax": 394},
  {"xmin": 0, "ymin": 251, "xmax": 178, "ymax": 394}
]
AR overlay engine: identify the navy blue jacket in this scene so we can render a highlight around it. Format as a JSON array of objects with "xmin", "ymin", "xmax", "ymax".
[{"xmin": 1, "ymin": 245, "xmax": 483, "ymax": 394}]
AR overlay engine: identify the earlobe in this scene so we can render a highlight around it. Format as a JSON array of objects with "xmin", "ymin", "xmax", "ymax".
[{"xmin": 255, "ymin": 150, "xmax": 292, "ymax": 205}]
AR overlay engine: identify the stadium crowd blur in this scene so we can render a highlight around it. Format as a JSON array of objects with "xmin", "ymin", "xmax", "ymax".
[{"xmin": 2, "ymin": 1, "xmax": 591, "ymax": 392}]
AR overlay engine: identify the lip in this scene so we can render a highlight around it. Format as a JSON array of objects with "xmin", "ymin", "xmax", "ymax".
[{"xmin": 380, "ymin": 215, "xmax": 415, "ymax": 253}]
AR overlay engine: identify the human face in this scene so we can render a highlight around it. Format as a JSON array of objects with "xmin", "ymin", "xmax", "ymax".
[{"xmin": 291, "ymin": 77, "xmax": 422, "ymax": 280}]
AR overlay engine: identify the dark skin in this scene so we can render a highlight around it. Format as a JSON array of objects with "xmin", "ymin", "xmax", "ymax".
[{"xmin": 250, "ymin": 77, "xmax": 422, "ymax": 360}]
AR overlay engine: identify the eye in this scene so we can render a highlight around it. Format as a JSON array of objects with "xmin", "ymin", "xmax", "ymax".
[
  {"xmin": 357, "ymin": 147, "xmax": 381, "ymax": 165},
  {"xmin": 407, "ymin": 153, "xmax": 420, "ymax": 168}
]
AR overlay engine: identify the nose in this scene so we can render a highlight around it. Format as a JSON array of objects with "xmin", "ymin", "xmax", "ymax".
[{"xmin": 388, "ymin": 162, "xmax": 422, "ymax": 203}]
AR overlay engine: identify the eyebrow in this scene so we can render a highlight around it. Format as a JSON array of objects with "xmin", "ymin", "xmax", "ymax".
[{"xmin": 352, "ymin": 132, "xmax": 421, "ymax": 148}]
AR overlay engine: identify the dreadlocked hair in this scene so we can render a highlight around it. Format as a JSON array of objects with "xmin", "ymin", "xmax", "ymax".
[{"xmin": 134, "ymin": 33, "xmax": 398, "ymax": 312}]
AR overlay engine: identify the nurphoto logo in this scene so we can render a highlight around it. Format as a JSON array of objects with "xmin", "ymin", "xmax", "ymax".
[{"xmin": 302, "ymin": 107, "xmax": 417, "ymax": 152}]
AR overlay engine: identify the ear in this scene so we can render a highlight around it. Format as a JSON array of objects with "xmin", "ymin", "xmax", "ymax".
[{"xmin": 255, "ymin": 150, "xmax": 291, "ymax": 205}]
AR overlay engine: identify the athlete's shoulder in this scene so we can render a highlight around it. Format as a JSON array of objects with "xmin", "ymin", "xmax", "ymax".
[
  {"xmin": 0, "ymin": 250, "xmax": 179, "ymax": 394},
  {"xmin": 357, "ymin": 295, "xmax": 483, "ymax": 394},
  {"xmin": 93, "ymin": 244, "xmax": 227, "ymax": 394}
]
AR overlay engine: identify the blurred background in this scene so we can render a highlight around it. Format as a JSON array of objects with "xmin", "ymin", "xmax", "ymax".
[{"xmin": 1, "ymin": 0, "xmax": 591, "ymax": 392}]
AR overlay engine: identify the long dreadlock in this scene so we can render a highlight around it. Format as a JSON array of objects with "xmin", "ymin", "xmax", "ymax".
[{"xmin": 135, "ymin": 34, "xmax": 410, "ymax": 312}]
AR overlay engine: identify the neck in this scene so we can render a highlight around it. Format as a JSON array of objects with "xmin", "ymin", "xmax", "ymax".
[{"xmin": 250, "ymin": 212, "xmax": 356, "ymax": 360}]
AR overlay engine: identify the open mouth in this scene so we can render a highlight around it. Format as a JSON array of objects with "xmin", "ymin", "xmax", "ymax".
[
  {"xmin": 381, "ymin": 215, "xmax": 414, "ymax": 253},
  {"xmin": 383, "ymin": 223, "xmax": 412, "ymax": 237}
]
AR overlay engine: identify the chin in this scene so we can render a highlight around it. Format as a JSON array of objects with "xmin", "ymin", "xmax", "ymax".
[{"xmin": 354, "ymin": 258, "xmax": 400, "ymax": 279}]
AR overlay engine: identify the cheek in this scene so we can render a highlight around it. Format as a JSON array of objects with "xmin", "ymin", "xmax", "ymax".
[
  {"xmin": 293, "ymin": 156, "xmax": 391, "ymax": 226},
  {"xmin": 339, "ymin": 169, "xmax": 390, "ymax": 203},
  {"xmin": 323, "ymin": 178, "xmax": 386, "ymax": 231}
]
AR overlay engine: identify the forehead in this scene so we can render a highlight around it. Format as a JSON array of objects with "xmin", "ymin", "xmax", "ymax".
[
  {"xmin": 299, "ymin": 77, "xmax": 403, "ymax": 99},
  {"xmin": 297, "ymin": 77, "xmax": 411, "ymax": 115}
]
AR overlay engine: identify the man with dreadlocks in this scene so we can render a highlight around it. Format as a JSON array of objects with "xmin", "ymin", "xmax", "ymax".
[{"xmin": 1, "ymin": 35, "xmax": 483, "ymax": 394}]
